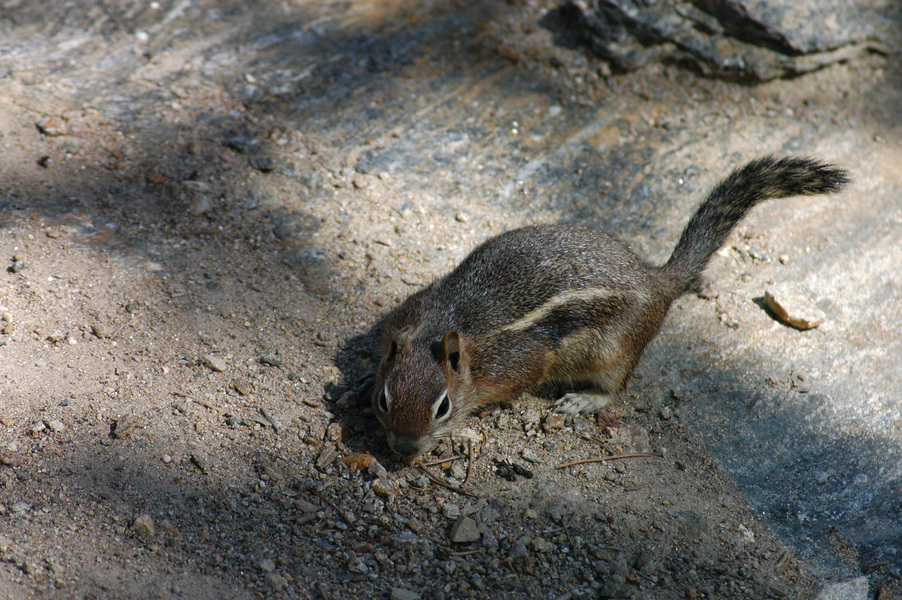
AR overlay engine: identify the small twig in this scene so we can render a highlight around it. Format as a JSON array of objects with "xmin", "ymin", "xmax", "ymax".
[
  {"xmin": 463, "ymin": 439, "xmax": 475, "ymax": 487},
  {"xmin": 864, "ymin": 561, "xmax": 889, "ymax": 573},
  {"xmin": 558, "ymin": 452, "xmax": 659, "ymax": 469},
  {"xmin": 447, "ymin": 549, "xmax": 481, "ymax": 557},
  {"xmin": 3, "ymin": 98, "xmax": 57, "ymax": 117},
  {"xmin": 260, "ymin": 406, "xmax": 282, "ymax": 432},
  {"xmin": 417, "ymin": 463, "xmax": 477, "ymax": 498},
  {"xmin": 354, "ymin": 372, "xmax": 375, "ymax": 395},
  {"xmin": 560, "ymin": 514, "xmax": 574, "ymax": 546},
  {"xmin": 420, "ymin": 455, "xmax": 465, "ymax": 467},
  {"xmin": 111, "ymin": 321, "xmax": 131, "ymax": 339},
  {"xmin": 193, "ymin": 396, "xmax": 221, "ymax": 412},
  {"xmin": 173, "ymin": 391, "xmax": 221, "ymax": 413}
]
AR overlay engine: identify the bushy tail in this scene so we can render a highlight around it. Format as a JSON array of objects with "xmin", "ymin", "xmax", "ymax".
[{"xmin": 660, "ymin": 156, "xmax": 849, "ymax": 293}]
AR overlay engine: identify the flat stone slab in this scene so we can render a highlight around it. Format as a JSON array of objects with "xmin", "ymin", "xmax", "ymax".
[{"xmin": 564, "ymin": 0, "xmax": 900, "ymax": 79}]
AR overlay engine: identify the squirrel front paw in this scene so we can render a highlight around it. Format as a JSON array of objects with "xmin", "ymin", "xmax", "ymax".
[{"xmin": 552, "ymin": 391, "xmax": 614, "ymax": 415}]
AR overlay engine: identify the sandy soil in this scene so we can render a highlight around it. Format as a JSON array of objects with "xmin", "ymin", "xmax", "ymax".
[{"xmin": 1, "ymin": 1, "xmax": 900, "ymax": 599}]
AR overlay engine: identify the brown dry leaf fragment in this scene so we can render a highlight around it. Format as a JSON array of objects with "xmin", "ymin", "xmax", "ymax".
[{"xmin": 112, "ymin": 416, "xmax": 145, "ymax": 439}]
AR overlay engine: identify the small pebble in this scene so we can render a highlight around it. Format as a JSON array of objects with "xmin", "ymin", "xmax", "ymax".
[
  {"xmin": 391, "ymin": 587, "xmax": 421, "ymax": 600},
  {"xmin": 46, "ymin": 332, "xmax": 67, "ymax": 345},
  {"xmin": 249, "ymin": 153, "xmax": 276, "ymax": 173},
  {"xmin": 230, "ymin": 379, "xmax": 253, "ymax": 396},
  {"xmin": 449, "ymin": 516, "xmax": 480, "ymax": 543},
  {"xmin": 260, "ymin": 353, "xmax": 282, "ymax": 367},
  {"xmin": 521, "ymin": 409, "xmax": 541, "ymax": 428},
  {"xmin": 450, "ymin": 462, "xmax": 467, "ymax": 481},
  {"xmin": 265, "ymin": 572, "xmax": 288, "ymax": 592},
  {"xmin": 190, "ymin": 453, "xmax": 208, "ymax": 473},
  {"xmin": 532, "ymin": 537, "xmax": 556, "ymax": 553},
  {"xmin": 407, "ymin": 518, "xmax": 425, "ymax": 534},
  {"xmin": 223, "ymin": 134, "xmax": 258, "ymax": 154},
  {"xmin": 481, "ymin": 528, "xmax": 499, "ymax": 551},
  {"xmin": 411, "ymin": 475, "xmax": 430, "ymax": 489},
  {"xmin": 313, "ymin": 332, "xmax": 333, "ymax": 347},
  {"xmin": 258, "ymin": 558, "xmax": 276, "ymax": 572},
  {"xmin": 367, "ymin": 459, "xmax": 389, "ymax": 480},
  {"xmin": 521, "ymin": 450, "xmax": 542, "ymax": 464},
  {"xmin": 132, "ymin": 514, "xmax": 155, "ymax": 537},
  {"xmin": 543, "ymin": 414, "xmax": 566, "ymax": 432},
  {"xmin": 442, "ymin": 503, "xmax": 461, "ymax": 520},
  {"xmin": 91, "ymin": 324, "xmax": 112, "ymax": 339},
  {"xmin": 45, "ymin": 419, "xmax": 66, "ymax": 432},
  {"xmin": 37, "ymin": 117, "xmax": 68, "ymax": 137},
  {"xmin": 610, "ymin": 423, "xmax": 652, "ymax": 453},
  {"xmin": 764, "ymin": 283, "xmax": 826, "ymax": 330},
  {"xmin": 203, "ymin": 355, "xmax": 227, "ymax": 372},
  {"xmin": 370, "ymin": 477, "xmax": 395, "ymax": 500},
  {"xmin": 326, "ymin": 422, "xmax": 348, "ymax": 443},
  {"xmin": 316, "ymin": 446, "xmax": 338, "ymax": 469},
  {"xmin": 0, "ymin": 450, "xmax": 24, "ymax": 467},
  {"xmin": 509, "ymin": 537, "xmax": 529, "ymax": 559},
  {"xmin": 348, "ymin": 557, "xmax": 368, "ymax": 574},
  {"xmin": 11, "ymin": 502, "xmax": 31, "ymax": 514}
]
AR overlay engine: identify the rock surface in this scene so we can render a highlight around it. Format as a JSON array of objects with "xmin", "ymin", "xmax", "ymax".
[
  {"xmin": 814, "ymin": 576, "xmax": 869, "ymax": 600},
  {"xmin": 564, "ymin": 0, "xmax": 899, "ymax": 79},
  {"xmin": 0, "ymin": 0, "xmax": 900, "ymax": 599}
]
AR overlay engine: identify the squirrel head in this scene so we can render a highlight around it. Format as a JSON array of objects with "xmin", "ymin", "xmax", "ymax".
[{"xmin": 372, "ymin": 328, "xmax": 471, "ymax": 460}]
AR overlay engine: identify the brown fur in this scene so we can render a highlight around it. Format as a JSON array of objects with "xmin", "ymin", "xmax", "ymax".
[{"xmin": 371, "ymin": 156, "xmax": 848, "ymax": 458}]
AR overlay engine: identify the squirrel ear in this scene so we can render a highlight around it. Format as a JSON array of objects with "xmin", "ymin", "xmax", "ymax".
[
  {"xmin": 441, "ymin": 330, "xmax": 465, "ymax": 373},
  {"xmin": 386, "ymin": 325, "xmax": 413, "ymax": 363},
  {"xmin": 396, "ymin": 325, "xmax": 413, "ymax": 348}
]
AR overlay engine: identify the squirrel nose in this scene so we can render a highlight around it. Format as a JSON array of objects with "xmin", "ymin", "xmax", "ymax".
[{"xmin": 389, "ymin": 434, "xmax": 422, "ymax": 460}]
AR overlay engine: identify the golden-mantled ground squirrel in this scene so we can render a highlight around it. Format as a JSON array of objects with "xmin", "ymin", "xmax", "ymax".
[{"xmin": 372, "ymin": 156, "xmax": 848, "ymax": 459}]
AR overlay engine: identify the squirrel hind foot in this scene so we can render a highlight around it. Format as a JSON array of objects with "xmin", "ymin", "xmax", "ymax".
[{"xmin": 553, "ymin": 391, "xmax": 616, "ymax": 415}]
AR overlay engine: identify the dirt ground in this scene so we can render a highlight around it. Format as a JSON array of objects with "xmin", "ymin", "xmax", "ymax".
[{"xmin": 1, "ymin": 1, "xmax": 900, "ymax": 599}]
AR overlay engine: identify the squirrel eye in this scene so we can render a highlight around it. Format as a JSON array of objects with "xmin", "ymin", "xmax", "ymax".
[
  {"xmin": 433, "ymin": 391, "xmax": 451, "ymax": 421},
  {"xmin": 377, "ymin": 383, "xmax": 391, "ymax": 413}
]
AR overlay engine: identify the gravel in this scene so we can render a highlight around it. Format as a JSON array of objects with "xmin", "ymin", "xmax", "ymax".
[{"xmin": 0, "ymin": 0, "xmax": 896, "ymax": 599}]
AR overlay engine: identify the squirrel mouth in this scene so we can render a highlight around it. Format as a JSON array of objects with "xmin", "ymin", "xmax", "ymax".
[{"xmin": 387, "ymin": 431, "xmax": 439, "ymax": 461}]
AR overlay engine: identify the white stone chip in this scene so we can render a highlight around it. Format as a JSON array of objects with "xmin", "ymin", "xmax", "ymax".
[{"xmin": 764, "ymin": 283, "xmax": 826, "ymax": 330}]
